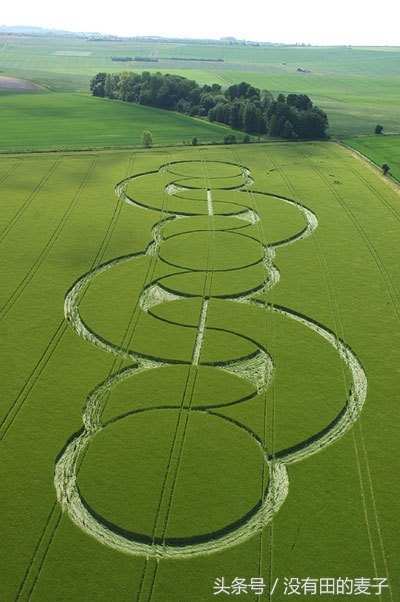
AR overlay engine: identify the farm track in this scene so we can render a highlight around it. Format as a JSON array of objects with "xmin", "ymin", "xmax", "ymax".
[
  {"xmin": 53, "ymin": 151, "xmax": 367, "ymax": 602},
  {"xmin": 15, "ymin": 149, "xmax": 203, "ymax": 600},
  {"xmin": 0, "ymin": 160, "xmax": 21, "ymax": 187},
  {"xmin": 0, "ymin": 155, "xmax": 136, "ymax": 442},
  {"xmin": 137, "ymin": 157, "xmax": 214, "ymax": 600},
  {"xmin": 308, "ymin": 161, "xmax": 394, "ymax": 597},
  {"xmin": 229, "ymin": 146, "xmax": 277, "ymax": 602},
  {"xmin": 139, "ymin": 159, "xmax": 217, "ymax": 600},
  {"xmin": 352, "ymin": 168, "xmax": 400, "ymax": 225},
  {"xmin": 0, "ymin": 157, "xmax": 62, "ymax": 246},
  {"xmin": 270, "ymin": 151, "xmax": 392, "ymax": 599},
  {"xmin": 270, "ymin": 154, "xmax": 380, "ymax": 578},
  {"xmin": 0, "ymin": 158, "xmax": 97, "ymax": 321},
  {"xmin": 315, "ymin": 166, "xmax": 400, "ymax": 325},
  {"xmin": 10, "ymin": 154, "xmax": 140, "ymax": 601}
]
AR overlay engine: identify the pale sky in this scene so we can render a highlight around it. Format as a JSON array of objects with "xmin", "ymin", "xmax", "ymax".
[{"xmin": 2, "ymin": 0, "xmax": 400, "ymax": 46}]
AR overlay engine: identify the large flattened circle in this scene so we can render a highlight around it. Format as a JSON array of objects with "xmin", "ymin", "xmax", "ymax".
[
  {"xmin": 159, "ymin": 230, "xmax": 264, "ymax": 271},
  {"xmin": 77, "ymin": 409, "xmax": 267, "ymax": 542},
  {"xmin": 165, "ymin": 160, "xmax": 244, "ymax": 179}
]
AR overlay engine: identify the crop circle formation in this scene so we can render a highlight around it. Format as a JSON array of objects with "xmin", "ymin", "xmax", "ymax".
[{"xmin": 54, "ymin": 159, "xmax": 367, "ymax": 559}]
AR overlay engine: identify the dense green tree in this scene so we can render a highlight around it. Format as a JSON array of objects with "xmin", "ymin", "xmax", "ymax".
[
  {"xmin": 283, "ymin": 120, "xmax": 295, "ymax": 139},
  {"xmin": 268, "ymin": 114, "xmax": 280, "ymax": 137},
  {"xmin": 295, "ymin": 107, "xmax": 328, "ymax": 139},
  {"xmin": 189, "ymin": 88, "xmax": 201, "ymax": 105},
  {"xmin": 229, "ymin": 102, "xmax": 243, "ymax": 129},
  {"xmin": 118, "ymin": 72, "xmax": 140, "ymax": 102},
  {"xmin": 243, "ymin": 102, "xmax": 259, "ymax": 133},
  {"xmin": 287, "ymin": 93, "xmax": 298, "ymax": 107},
  {"xmin": 142, "ymin": 130, "xmax": 153, "ymax": 148},
  {"xmin": 225, "ymin": 83, "xmax": 240, "ymax": 101},
  {"xmin": 176, "ymin": 99, "xmax": 191, "ymax": 113},
  {"xmin": 211, "ymin": 83, "xmax": 222, "ymax": 94},
  {"xmin": 200, "ymin": 93, "xmax": 217, "ymax": 113},
  {"xmin": 375, "ymin": 124, "xmax": 384, "ymax": 134},
  {"xmin": 90, "ymin": 72, "xmax": 107, "ymax": 97},
  {"xmin": 208, "ymin": 107, "xmax": 217, "ymax": 122},
  {"xmin": 139, "ymin": 89, "xmax": 153, "ymax": 105},
  {"xmin": 104, "ymin": 74, "xmax": 117, "ymax": 98},
  {"xmin": 214, "ymin": 102, "xmax": 229, "ymax": 124},
  {"xmin": 256, "ymin": 110, "xmax": 268, "ymax": 134},
  {"xmin": 260, "ymin": 90, "xmax": 274, "ymax": 109},
  {"xmin": 287, "ymin": 94, "xmax": 312, "ymax": 111},
  {"xmin": 296, "ymin": 94, "xmax": 313, "ymax": 111}
]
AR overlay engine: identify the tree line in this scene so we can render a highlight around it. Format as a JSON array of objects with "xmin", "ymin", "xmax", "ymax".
[{"xmin": 90, "ymin": 71, "xmax": 329, "ymax": 139}]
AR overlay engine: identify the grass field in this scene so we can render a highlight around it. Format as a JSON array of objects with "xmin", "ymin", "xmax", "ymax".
[
  {"xmin": 0, "ymin": 141, "xmax": 399, "ymax": 600},
  {"xmin": 345, "ymin": 135, "xmax": 400, "ymax": 182},
  {"xmin": 0, "ymin": 34, "xmax": 400, "ymax": 140},
  {"xmin": 0, "ymin": 92, "xmax": 237, "ymax": 151}
]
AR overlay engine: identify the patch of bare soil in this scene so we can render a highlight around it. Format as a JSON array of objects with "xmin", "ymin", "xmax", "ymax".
[{"xmin": 0, "ymin": 76, "xmax": 41, "ymax": 91}]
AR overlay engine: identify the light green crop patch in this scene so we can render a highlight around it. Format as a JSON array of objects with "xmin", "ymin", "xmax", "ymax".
[{"xmin": 54, "ymin": 51, "xmax": 93, "ymax": 56}]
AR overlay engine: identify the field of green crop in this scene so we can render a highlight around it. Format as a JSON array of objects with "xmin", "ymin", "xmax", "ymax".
[
  {"xmin": 0, "ymin": 141, "xmax": 399, "ymax": 600},
  {"xmin": 0, "ymin": 91, "xmax": 237, "ymax": 151},
  {"xmin": 345, "ymin": 135, "xmax": 400, "ymax": 182},
  {"xmin": 1, "ymin": 34, "xmax": 400, "ymax": 139}
]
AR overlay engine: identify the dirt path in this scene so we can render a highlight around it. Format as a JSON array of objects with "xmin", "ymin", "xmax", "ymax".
[{"xmin": 0, "ymin": 76, "xmax": 41, "ymax": 91}]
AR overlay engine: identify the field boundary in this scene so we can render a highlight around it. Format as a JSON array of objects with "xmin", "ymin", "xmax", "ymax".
[{"xmin": 339, "ymin": 141, "xmax": 400, "ymax": 191}]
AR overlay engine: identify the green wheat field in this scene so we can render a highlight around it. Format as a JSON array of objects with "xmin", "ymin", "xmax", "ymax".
[
  {"xmin": 1, "ymin": 141, "xmax": 399, "ymax": 600},
  {"xmin": 1, "ymin": 32, "xmax": 400, "ymax": 602}
]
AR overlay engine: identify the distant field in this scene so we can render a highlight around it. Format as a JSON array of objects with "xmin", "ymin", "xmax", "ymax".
[
  {"xmin": 0, "ymin": 142, "xmax": 399, "ymax": 600},
  {"xmin": 220, "ymin": 70, "xmax": 400, "ymax": 138},
  {"xmin": 345, "ymin": 135, "xmax": 400, "ymax": 181},
  {"xmin": 0, "ymin": 92, "xmax": 235, "ymax": 151},
  {"xmin": 1, "ymin": 34, "xmax": 400, "ymax": 136},
  {"xmin": 0, "ymin": 74, "xmax": 41, "ymax": 90}
]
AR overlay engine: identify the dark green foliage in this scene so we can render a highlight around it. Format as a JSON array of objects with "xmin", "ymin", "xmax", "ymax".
[
  {"xmin": 111, "ymin": 57, "xmax": 133, "ymax": 62},
  {"xmin": 134, "ymin": 57, "xmax": 159, "ymax": 62},
  {"xmin": 223, "ymin": 134, "xmax": 237, "ymax": 144},
  {"xmin": 375, "ymin": 124, "xmax": 384, "ymax": 134},
  {"xmin": 229, "ymin": 102, "xmax": 243, "ymax": 129},
  {"xmin": 283, "ymin": 120, "xmax": 295, "ymax": 139},
  {"xmin": 225, "ymin": 82, "xmax": 260, "ymax": 101},
  {"xmin": 91, "ymin": 71, "xmax": 329, "ymax": 140},
  {"xmin": 287, "ymin": 94, "xmax": 313, "ymax": 111},
  {"xmin": 142, "ymin": 130, "xmax": 153, "ymax": 148},
  {"xmin": 293, "ymin": 107, "xmax": 329, "ymax": 139},
  {"xmin": 243, "ymin": 102, "xmax": 259, "ymax": 133},
  {"xmin": 90, "ymin": 72, "xmax": 107, "ymax": 97},
  {"xmin": 382, "ymin": 163, "xmax": 390, "ymax": 175},
  {"xmin": 192, "ymin": 136, "xmax": 198, "ymax": 146},
  {"xmin": 104, "ymin": 73, "xmax": 122, "ymax": 99}
]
